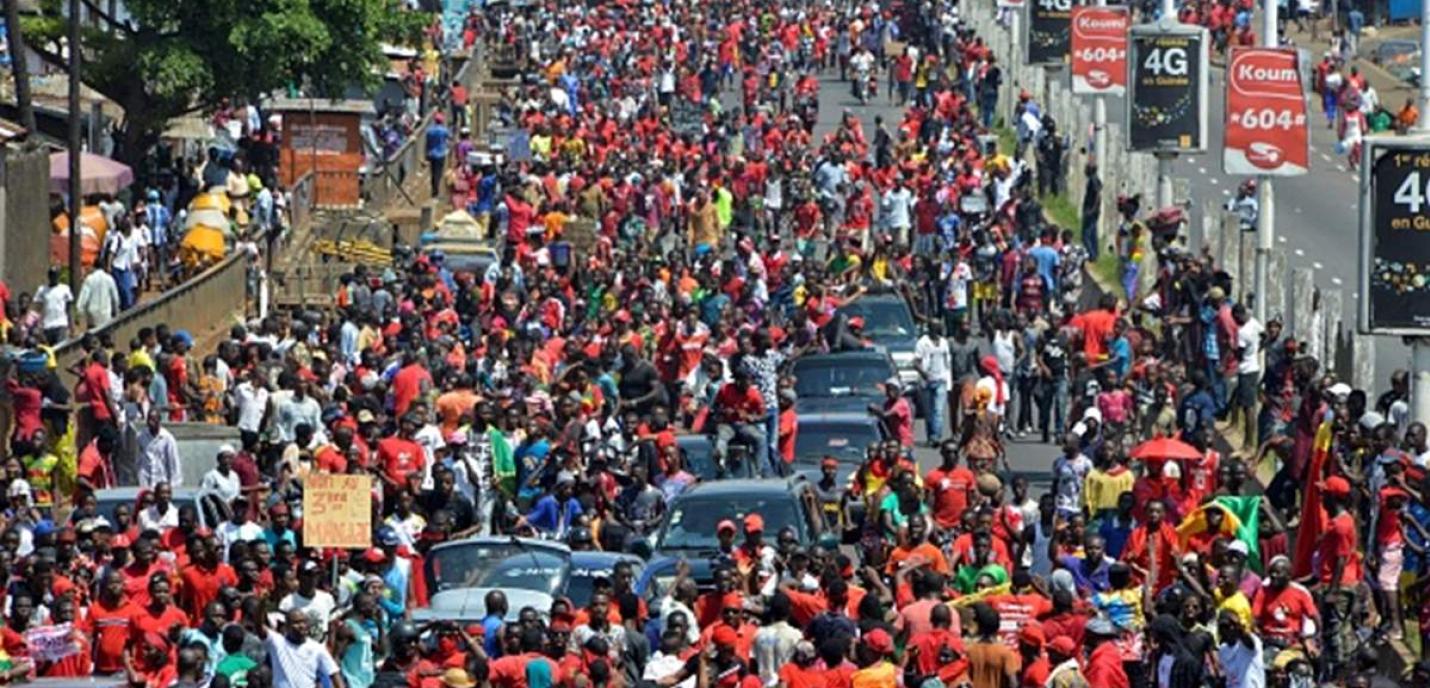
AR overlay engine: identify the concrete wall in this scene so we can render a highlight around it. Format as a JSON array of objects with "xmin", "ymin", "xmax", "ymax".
[{"xmin": 0, "ymin": 144, "xmax": 53, "ymax": 293}]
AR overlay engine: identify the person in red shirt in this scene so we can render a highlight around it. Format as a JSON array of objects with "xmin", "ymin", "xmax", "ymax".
[
  {"xmin": 1252, "ymin": 555, "xmax": 1319, "ymax": 648},
  {"xmin": 869, "ymin": 380, "xmax": 914, "ymax": 448},
  {"xmin": 1017, "ymin": 622, "xmax": 1051, "ymax": 687},
  {"xmin": 378, "ymin": 415, "xmax": 427, "ymax": 494},
  {"xmin": 777, "ymin": 391, "xmax": 798, "ymax": 469},
  {"xmin": 121, "ymin": 538, "xmax": 175, "ymax": 608},
  {"xmin": 391, "ymin": 354, "xmax": 433, "ymax": 418},
  {"xmin": 779, "ymin": 640, "xmax": 829, "ymax": 688},
  {"xmin": 925, "ymin": 440, "xmax": 976, "ymax": 531},
  {"xmin": 1315, "ymin": 476, "xmax": 1363, "ymax": 589},
  {"xmin": 75, "ymin": 427, "xmax": 118, "ymax": 495},
  {"xmin": 1121, "ymin": 499, "xmax": 1181, "ymax": 593},
  {"xmin": 1082, "ymin": 618, "xmax": 1129, "ymax": 688},
  {"xmin": 906, "ymin": 603, "xmax": 967, "ymax": 685},
  {"xmin": 87, "ymin": 570, "xmax": 138, "ymax": 675},
  {"xmin": 713, "ymin": 368, "xmax": 766, "ymax": 472},
  {"xmin": 129, "ymin": 575, "xmax": 190, "ymax": 650},
  {"xmin": 176, "ymin": 536, "xmax": 238, "ymax": 619},
  {"xmin": 38, "ymin": 596, "xmax": 92, "ymax": 677}
]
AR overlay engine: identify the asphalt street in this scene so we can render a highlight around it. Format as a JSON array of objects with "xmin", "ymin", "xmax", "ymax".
[{"xmin": 806, "ymin": 71, "xmax": 1061, "ymax": 489}]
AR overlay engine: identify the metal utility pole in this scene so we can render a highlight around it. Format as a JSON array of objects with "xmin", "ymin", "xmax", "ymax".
[
  {"xmin": 4, "ymin": 0, "xmax": 35, "ymax": 136},
  {"xmin": 1154, "ymin": 0, "xmax": 1178, "ymax": 209},
  {"xmin": 1413, "ymin": 0, "xmax": 1430, "ymax": 429},
  {"xmin": 1093, "ymin": 0, "xmax": 1107, "ymax": 172},
  {"xmin": 67, "ymin": 0, "xmax": 82, "ymax": 293},
  {"xmin": 1252, "ymin": 0, "xmax": 1278, "ymax": 323}
]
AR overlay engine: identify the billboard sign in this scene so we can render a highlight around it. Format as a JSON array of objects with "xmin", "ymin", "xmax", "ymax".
[
  {"xmin": 1028, "ymin": 0, "xmax": 1078, "ymax": 65},
  {"xmin": 1359, "ymin": 139, "xmax": 1430, "ymax": 335},
  {"xmin": 1127, "ymin": 24, "xmax": 1209, "ymax": 152},
  {"xmin": 1224, "ymin": 48, "xmax": 1310, "ymax": 176},
  {"xmin": 1070, "ymin": 6, "xmax": 1128, "ymax": 95}
]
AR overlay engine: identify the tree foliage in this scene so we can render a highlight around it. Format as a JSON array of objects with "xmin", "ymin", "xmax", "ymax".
[{"xmin": 24, "ymin": 0, "xmax": 432, "ymax": 163}]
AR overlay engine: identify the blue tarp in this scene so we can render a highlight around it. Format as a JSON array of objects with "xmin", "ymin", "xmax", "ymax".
[{"xmin": 1389, "ymin": 0, "xmax": 1417, "ymax": 22}]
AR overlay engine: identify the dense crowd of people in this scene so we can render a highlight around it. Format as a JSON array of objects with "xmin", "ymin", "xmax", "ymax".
[{"xmin": 0, "ymin": 1, "xmax": 1424, "ymax": 688}]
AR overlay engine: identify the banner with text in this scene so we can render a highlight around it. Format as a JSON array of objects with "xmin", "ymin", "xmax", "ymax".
[
  {"xmin": 303, "ymin": 474, "xmax": 373, "ymax": 549},
  {"xmin": 1070, "ymin": 6, "xmax": 1128, "ymax": 95},
  {"xmin": 1224, "ymin": 48, "xmax": 1309, "ymax": 176},
  {"xmin": 1128, "ymin": 26, "xmax": 1208, "ymax": 152}
]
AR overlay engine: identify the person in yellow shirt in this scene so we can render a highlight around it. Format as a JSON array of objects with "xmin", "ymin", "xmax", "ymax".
[
  {"xmin": 1211, "ymin": 562, "xmax": 1254, "ymax": 632},
  {"xmin": 850, "ymin": 629, "xmax": 899, "ymax": 688},
  {"xmin": 1084, "ymin": 451, "xmax": 1134, "ymax": 519}
]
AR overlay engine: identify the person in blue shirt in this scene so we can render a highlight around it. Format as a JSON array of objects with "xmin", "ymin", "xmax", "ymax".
[
  {"xmin": 1106, "ymin": 319, "xmax": 1132, "ymax": 382},
  {"xmin": 1027, "ymin": 229, "xmax": 1061, "ymax": 294},
  {"xmin": 425, "ymin": 112, "xmax": 451, "ymax": 198},
  {"xmin": 480, "ymin": 590, "xmax": 508, "ymax": 658},
  {"xmin": 521, "ymin": 471, "xmax": 583, "ymax": 537},
  {"xmin": 1179, "ymin": 369, "xmax": 1219, "ymax": 439}
]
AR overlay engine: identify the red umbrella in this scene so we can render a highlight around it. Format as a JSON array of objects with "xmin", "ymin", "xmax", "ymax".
[{"xmin": 1129, "ymin": 437, "xmax": 1203, "ymax": 461}]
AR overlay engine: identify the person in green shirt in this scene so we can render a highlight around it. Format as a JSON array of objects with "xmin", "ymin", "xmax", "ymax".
[
  {"xmin": 215, "ymin": 625, "xmax": 258, "ymax": 686},
  {"xmin": 954, "ymin": 531, "xmax": 1011, "ymax": 593}
]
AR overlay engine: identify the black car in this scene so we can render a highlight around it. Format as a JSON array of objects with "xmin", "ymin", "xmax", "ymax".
[
  {"xmin": 792, "ymin": 411, "xmax": 886, "ymax": 482},
  {"xmin": 790, "ymin": 350, "xmax": 898, "ymax": 414},
  {"xmin": 836, "ymin": 292, "xmax": 919, "ymax": 388},
  {"xmin": 651, "ymin": 477, "xmax": 825, "ymax": 564},
  {"xmin": 422, "ymin": 536, "xmax": 572, "ymax": 597}
]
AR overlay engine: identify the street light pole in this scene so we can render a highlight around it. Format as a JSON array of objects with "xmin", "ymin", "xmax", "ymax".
[
  {"xmin": 1154, "ymin": 0, "xmax": 1177, "ymax": 209},
  {"xmin": 1252, "ymin": 0, "xmax": 1278, "ymax": 323},
  {"xmin": 1412, "ymin": 0, "xmax": 1430, "ymax": 430},
  {"xmin": 67, "ymin": 0, "xmax": 81, "ymax": 294}
]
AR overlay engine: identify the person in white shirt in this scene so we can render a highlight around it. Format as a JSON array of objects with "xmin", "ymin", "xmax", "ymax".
[
  {"xmin": 914, "ymin": 322, "xmax": 953, "ymax": 444},
  {"xmin": 234, "ymin": 369, "xmax": 271, "ymax": 447},
  {"xmin": 75, "ymin": 267, "xmax": 120, "ymax": 330},
  {"xmin": 266, "ymin": 609, "xmax": 345, "ymax": 688},
  {"xmin": 136, "ymin": 409, "xmax": 182, "ymax": 487},
  {"xmin": 106, "ymin": 220, "xmax": 142, "ymax": 310},
  {"xmin": 199, "ymin": 445, "xmax": 243, "ymax": 504},
  {"xmin": 279, "ymin": 562, "xmax": 339, "ymax": 641},
  {"xmin": 217, "ymin": 498, "xmax": 266, "ymax": 561},
  {"xmin": 33, "ymin": 267, "xmax": 73, "ymax": 344},
  {"xmin": 138, "ymin": 481, "xmax": 181, "ymax": 532},
  {"xmin": 1215, "ymin": 609, "xmax": 1264, "ymax": 688},
  {"xmin": 1231, "ymin": 303, "xmax": 1265, "ymax": 449}
]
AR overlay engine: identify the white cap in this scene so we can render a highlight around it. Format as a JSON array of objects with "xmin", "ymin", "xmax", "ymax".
[
  {"xmin": 217, "ymin": 444, "xmax": 237, "ymax": 456},
  {"xmin": 1328, "ymin": 382, "xmax": 1353, "ymax": 399}
]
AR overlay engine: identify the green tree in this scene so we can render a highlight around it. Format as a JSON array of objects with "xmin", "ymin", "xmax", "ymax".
[{"xmin": 25, "ymin": 0, "xmax": 431, "ymax": 167}]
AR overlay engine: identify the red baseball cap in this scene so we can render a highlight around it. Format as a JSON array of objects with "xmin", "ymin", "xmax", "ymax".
[
  {"xmin": 1048, "ymin": 636, "xmax": 1078, "ymax": 657},
  {"xmin": 717, "ymin": 519, "xmax": 737, "ymax": 535},
  {"xmin": 862, "ymin": 628, "xmax": 894, "ymax": 656},
  {"xmin": 713, "ymin": 625, "xmax": 739, "ymax": 648},
  {"xmin": 743, "ymin": 514, "xmax": 764, "ymax": 533},
  {"xmin": 1320, "ymin": 476, "xmax": 1352, "ymax": 498}
]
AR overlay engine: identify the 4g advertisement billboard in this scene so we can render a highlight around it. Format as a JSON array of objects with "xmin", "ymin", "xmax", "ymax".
[
  {"xmin": 1070, "ymin": 6, "xmax": 1128, "ymax": 95},
  {"xmin": 1224, "ymin": 48, "xmax": 1309, "ymax": 176},
  {"xmin": 1359, "ymin": 141, "xmax": 1430, "ymax": 335},
  {"xmin": 1028, "ymin": 0, "xmax": 1077, "ymax": 65},
  {"xmin": 1127, "ymin": 25, "xmax": 1209, "ymax": 153}
]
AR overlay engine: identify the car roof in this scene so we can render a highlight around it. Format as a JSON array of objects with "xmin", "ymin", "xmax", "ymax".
[
  {"xmin": 676, "ymin": 477, "xmax": 806, "ymax": 498},
  {"xmin": 843, "ymin": 291, "xmax": 906, "ymax": 304},
  {"xmin": 570, "ymin": 551, "xmax": 643, "ymax": 569},
  {"xmin": 94, "ymin": 487, "xmax": 206, "ymax": 500},
  {"xmin": 793, "ymin": 350, "xmax": 892, "ymax": 365},
  {"xmin": 795, "ymin": 411, "xmax": 881, "ymax": 424},
  {"xmin": 427, "ymin": 535, "xmax": 571, "ymax": 557}
]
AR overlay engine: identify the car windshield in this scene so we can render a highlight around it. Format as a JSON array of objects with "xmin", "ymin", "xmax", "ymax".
[
  {"xmin": 792, "ymin": 360, "xmax": 893, "ymax": 397},
  {"xmin": 677, "ymin": 438, "xmax": 718, "ymax": 481},
  {"xmin": 563, "ymin": 567, "xmax": 613, "ymax": 608},
  {"xmin": 427, "ymin": 543, "xmax": 570, "ymax": 594},
  {"xmin": 795, "ymin": 423, "xmax": 879, "ymax": 464},
  {"xmin": 838, "ymin": 299, "xmax": 915, "ymax": 343},
  {"xmin": 658, "ymin": 496, "xmax": 802, "ymax": 551}
]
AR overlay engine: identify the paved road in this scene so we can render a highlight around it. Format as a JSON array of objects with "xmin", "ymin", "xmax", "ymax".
[{"xmin": 807, "ymin": 70, "xmax": 1063, "ymax": 490}]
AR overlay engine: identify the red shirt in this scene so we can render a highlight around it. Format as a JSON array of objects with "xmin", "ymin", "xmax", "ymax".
[
  {"xmin": 780, "ymin": 663, "xmax": 829, "ymax": 688},
  {"xmin": 177, "ymin": 562, "xmax": 238, "ymax": 619},
  {"xmin": 129, "ymin": 604, "xmax": 190, "ymax": 647},
  {"xmin": 1317, "ymin": 512, "xmax": 1362, "ymax": 586},
  {"xmin": 715, "ymin": 384, "xmax": 765, "ymax": 422},
  {"xmin": 39, "ymin": 630, "xmax": 92, "ymax": 677},
  {"xmin": 76, "ymin": 440, "xmax": 113, "ymax": 492},
  {"xmin": 908, "ymin": 627, "xmax": 967, "ymax": 682},
  {"xmin": 85, "ymin": 598, "xmax": 139, "ymax": 673},
  {"xmin": 925, "ymin": 466, "xmax": 976, "ymax": 529},
  {"xmin": 121, "ymin": 561, "xmax": 174, "ymax": 608},
  {"xmin": 987, "ymin": 593, "xmax": 1054, "ymax": 647},
  {"xmin": 378, "ymin": 437, "xmax": 426, "ymax": 486},
  {"xmin": 1071, "ymin": 309, "xmax": 1117, "ymax": 359},
  {"xmin": 8, "ymin": 382, "xmax": 41, "ymax": 441},
  {"xmin": 1020, "ymin": 655, "xmax": 1051, "ymax": 688},
  {"xmin": 884, "ymin": 396, "xmax": 914, "ymax": 447},
  {"xmin": 391, "ymin": 364, "xmax": 432, "ymax": 418},
  {"xmin": 778, "ymin": 408, "xmax": 798, "ymax": 463},
  {"xmin": 1251, "ymin": 582, "xmax": 1318, "ymax": 645},
  {"xmin": 81, "ymin": 362, "xmax": 113, "ymax": 421},
  {"xmin": 1085, "ymin": 642, "xmax": 1130, "ymax": 688}
]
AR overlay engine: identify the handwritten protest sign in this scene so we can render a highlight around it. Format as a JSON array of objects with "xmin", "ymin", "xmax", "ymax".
[
  {"xmin": 303, "ymin": 474, "xmax": 373, "ymax": 548},
  {"xmin": 25, "ymin": 624, "xmax": 80, "ymax": 662}
]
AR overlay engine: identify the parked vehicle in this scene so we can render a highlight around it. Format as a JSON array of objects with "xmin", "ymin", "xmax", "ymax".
[{"xmin": 790, "ymin": 350, "xmax": 898, "ymax": 414}]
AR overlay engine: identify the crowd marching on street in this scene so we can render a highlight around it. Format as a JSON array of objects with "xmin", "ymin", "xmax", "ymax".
[{"xmin": 0, "ymin": 1, "xmax": 1427, "ymax": 688}]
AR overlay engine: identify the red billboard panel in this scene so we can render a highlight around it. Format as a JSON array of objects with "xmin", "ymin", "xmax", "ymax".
[
  {"xmin": 1224, "ymin": 47, "xmax": 1309, "ymax": 176},
  {"xmin": 1070, "ymin": 6, "xmax": 1128, "ymax": 96}
]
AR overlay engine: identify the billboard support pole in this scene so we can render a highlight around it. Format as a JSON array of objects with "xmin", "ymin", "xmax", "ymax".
[
  {"xmin": 1415, "ymin": 0, "xmax": 1430, "ymax": 429},
  {"xmin": 1253, "ymin": 0, "xmax": 1279, "ymax": 323},
  {"xmin": 1154, "ymin": 0, "xmax": 1178, "ymax": 210},
  {"xmin": 1094, "ymin": 0, "xmax": 1107, "ymax": 174}
]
